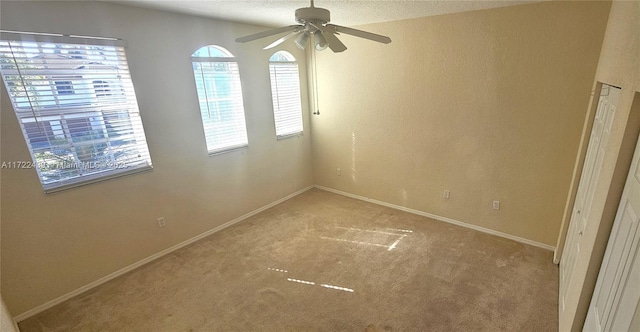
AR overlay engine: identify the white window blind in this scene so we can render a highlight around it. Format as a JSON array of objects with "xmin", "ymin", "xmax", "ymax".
[
  {"xmin": 0, "ymin": 34, "xmax": 152, "ymax": 193},
  {"xmin": 269, "ymin": 51, "xmax": 303, "ymax": 138},
  {"xmin": 191, "ymin": 46, "xmax": 248, "ymax": 155}
]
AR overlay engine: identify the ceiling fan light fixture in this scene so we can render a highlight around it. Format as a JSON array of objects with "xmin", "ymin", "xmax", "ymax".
[
  {"xmin": 235, "ymin": 0, "xmax": 391, "ymax": 53},
  {"xmin": 295, "ymin": 31, "xmax": 310, "ymax": 50},
  {"xmin": 314, "ymin": 31, "xmax": 328, "ymax": 51}
]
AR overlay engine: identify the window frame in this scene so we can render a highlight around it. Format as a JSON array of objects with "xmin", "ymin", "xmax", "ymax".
[
  {"xmin": 268, "ymin": 51, "xmax": 304, "ymax": 140},
  {"xmin": 0, "ymin": 32, "xmax": 153, "ymax": 193},
  {"xmin": 190, "ymin": 45, "xmax": 249, "ymax": 155}
]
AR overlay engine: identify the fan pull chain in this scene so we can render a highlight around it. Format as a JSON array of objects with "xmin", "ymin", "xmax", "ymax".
[{"xmin": 312, "ymin": 46, "xmax": 320, "ymax": 115}]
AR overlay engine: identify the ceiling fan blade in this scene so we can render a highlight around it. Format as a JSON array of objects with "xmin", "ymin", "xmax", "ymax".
[
  {"xmin": 321, "ymin": 30, "xmax": 347, "ymax": 53},
  {"xmin": 236, "ymin": 25, "xmax": 302, "ymax": 43},
  {"xmin": 326, "ymin": 24, "xmax": 392, "ymax": 44},
  {"xmin": 263, "ymin": 30, "xmax": 303, "ymax": 50}
]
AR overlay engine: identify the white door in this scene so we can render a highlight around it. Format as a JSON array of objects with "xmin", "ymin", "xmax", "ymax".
[
  {"xmin": 560, "ymin": 85, "xmax": 621, "ymax": 314},
  {"xmin": 584, "ymin": 129, "xmax": 640, "ymax": 331}
]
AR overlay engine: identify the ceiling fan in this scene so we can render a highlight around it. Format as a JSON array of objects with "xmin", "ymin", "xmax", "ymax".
[{"xmin": 235, "ymin": 0, "xmax": 392, "ymax": 53}]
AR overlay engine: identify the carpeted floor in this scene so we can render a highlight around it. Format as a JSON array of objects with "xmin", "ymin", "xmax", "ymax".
[{"xmin": 18, "ymin": 189, "xmax": 558, "ymax": 331}]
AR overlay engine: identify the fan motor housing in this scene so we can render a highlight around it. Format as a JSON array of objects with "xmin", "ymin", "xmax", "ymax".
[{"xmin": 295, "ymin": 7, "xmax": 330, "ymax": 24}]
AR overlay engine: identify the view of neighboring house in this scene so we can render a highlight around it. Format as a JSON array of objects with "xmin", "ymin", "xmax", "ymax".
[{"xmin": 0, "ymin": 43, "xmax": 150, "ymax": 188}]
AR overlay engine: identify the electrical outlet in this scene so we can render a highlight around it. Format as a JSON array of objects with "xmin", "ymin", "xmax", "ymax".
[
  {"xmin": 337, "ymin": 168, "xmax": 342, "ymax": 176},
  {"xmin": 443, "ymin": 190, "xmax": 450, "ymax": 199},
  {"xmin": 493, "ymin": 201, "xmax": 500, "ymax": 210},
  {"xmin": 157, "ymin": 217, "xmax": 166, "ymax": 228}
]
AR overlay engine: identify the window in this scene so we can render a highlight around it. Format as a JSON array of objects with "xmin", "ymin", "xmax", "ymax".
[
  {"xmin": 191, "ymin": 45, "xmax": 248, "ymax": 154},
  {"xmin": 0, "ymin": 35, "xmax": 153, "ymax": 193},
  {"xmin": 93, "ymin": 80, "xmax": 111, "ymax": 97},
  {"xmin": 269, "ymin": 51, "xmax": 303, "ymax": 138},
  {"xmin": 54, "ymin": 80, "xmax": 74, "ymax": 95}
]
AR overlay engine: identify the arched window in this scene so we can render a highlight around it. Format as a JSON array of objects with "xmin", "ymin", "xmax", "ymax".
[
  {"xmin": 191, "ymin": 45, "xmax": 248, "ymax": 154},
  {"xmin": 269, "ymin": 51, "xmax": 303, "ymax": 138}
]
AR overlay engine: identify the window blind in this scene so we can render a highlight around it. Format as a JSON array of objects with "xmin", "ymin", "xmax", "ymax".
[
  {"xmin": 0, "ymin": 38, "xmax": 152, "ymax": 193},
  {"xmin": 269, "ymin": 61, "xmax": 303, "ymax": 138},
  {"xmin": 191, "ymin": 49, "xmax": 248, "ymax": 155}
]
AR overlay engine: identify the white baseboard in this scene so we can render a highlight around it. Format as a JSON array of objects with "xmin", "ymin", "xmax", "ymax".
[
  {"xmin": 314, "ymin": 185, "xmax": 556, "ymax": 252},
  {"xmin": 13, "ymin": 185, "xmax": 314, "ymax": 322}
]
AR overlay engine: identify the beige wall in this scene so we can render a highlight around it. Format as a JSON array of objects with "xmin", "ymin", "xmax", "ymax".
[
  {"xmin": 312, "ymin": 1, "xmax": 610, "ymax": 247},
  {"xmin": 559, "ymin": 1, "xmax": 640, "ymax": 330},
  {"xmin": 0, "ymin": 1, "xmax": 313, "ymax": 316},
  {"xmin": 0, "ymin": 7, "xmax": 13, "ymax": 326}
]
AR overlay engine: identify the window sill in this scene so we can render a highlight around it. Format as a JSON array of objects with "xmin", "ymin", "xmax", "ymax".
[
  {"xmin": 276, "ymin": 132, "xmax": 303, "ymax": 141},
  {"xmin": 43, "ymin": 165, "xmax": 153, "ymax": 194},
  {"xmin": 208, "ymin": 144, "xmax": 248, "ymax": 156}
]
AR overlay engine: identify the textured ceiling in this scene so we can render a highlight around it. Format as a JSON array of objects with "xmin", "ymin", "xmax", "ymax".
[{"xmin": 110, "ymin": 0, "xmax": 544, "ymax": 27}]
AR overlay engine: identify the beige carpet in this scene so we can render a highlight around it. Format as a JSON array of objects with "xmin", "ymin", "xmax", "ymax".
[{"xmin": 18, "ymin": 189, "xmax": 558, "ymax": 331}]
